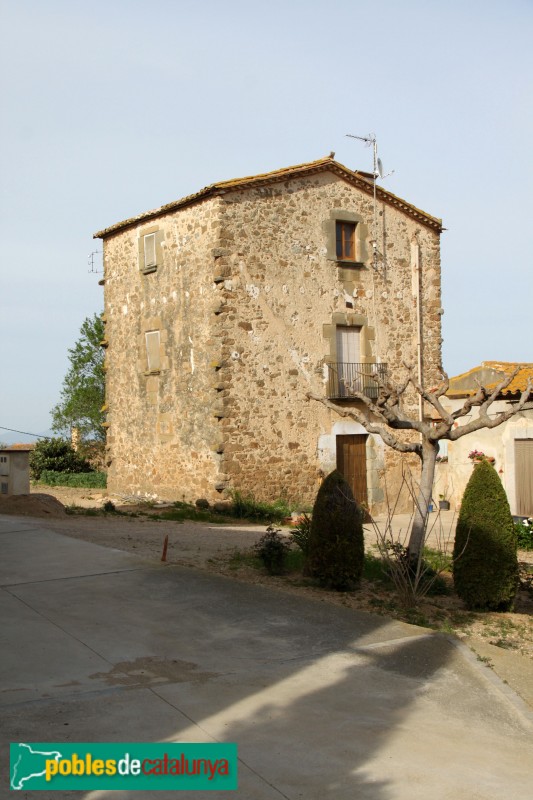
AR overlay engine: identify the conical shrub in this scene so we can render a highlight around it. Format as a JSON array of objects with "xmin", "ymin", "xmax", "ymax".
[
  {"xmin": 453, "ymin": 459, "xmax": 518, "ymax": 610},
  {"xmin": 306, "ymin": 470, "xmax": 364, "ymax": 590}
]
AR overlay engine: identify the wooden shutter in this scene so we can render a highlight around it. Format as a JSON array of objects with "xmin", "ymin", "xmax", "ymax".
[
  {"xmin": 336, "ymin": 327, "xmax": 361, "ymax": 395},
  {"xmin": 336, "ymin": 326, "xmax": 361, "ymax": 363},
  {"xmin": 144, "ymin": 233, "xmax": 157, "ymax": 268},
  {"xmin": 335, "ymin": 221, "xmax": 356, "ymax": 260},
  {"xmin": 515, "ymin": 439, "xmax": 533, "ymax": 515},
  {"xmin": 145, "ymin": 331, "xmax": 161, "ymax": 372}
]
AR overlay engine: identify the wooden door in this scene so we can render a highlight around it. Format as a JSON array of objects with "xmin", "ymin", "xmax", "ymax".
[
  {"xmin": 336, "ymin": 434, "xmax": 368, "ymax": 513},
  {"xmin": 515, "ymin": 439, "xmax": 533, "ymax": 516}
]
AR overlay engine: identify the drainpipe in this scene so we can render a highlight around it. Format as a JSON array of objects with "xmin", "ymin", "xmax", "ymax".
[{"xmin": 411, "ymin": 234, "xmax": 423, "ymax": 422}]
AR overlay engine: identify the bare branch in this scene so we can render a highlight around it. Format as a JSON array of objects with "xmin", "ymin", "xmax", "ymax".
[
  {"xmin": 401, "ymin": 362, "xmax": 454, "ymax": 429},
  {"xmin": 347, "ymin": 386, "xmax": 425, "ymax": 432},
  {"xmin": 449, "ymin": 377, "xmax": 533, "ymax": 440},
  {"xmin": 306, "ymin": 392, "xmax": 422, "ymax": 456},
  {"xmin": 451, "ymin": 367, "xmax": 522, "ymax": 421},
  {"xmin": 309, "ymin": 361, "xmax": 532, "ymax": 562},
  {"xmin": 333, "ymin": 365, "xmax": 427, "ymax": 433},
  {"xmin": 433, "ymin": 370, "xmax": 450, "ymax": 399}
]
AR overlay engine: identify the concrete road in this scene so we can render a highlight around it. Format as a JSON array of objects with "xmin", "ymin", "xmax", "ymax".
[{"xmin": 1, "ymin": 515, "xmax": 532, "ymax": 800}]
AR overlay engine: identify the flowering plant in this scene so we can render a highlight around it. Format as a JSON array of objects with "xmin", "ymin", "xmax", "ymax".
[{"xmin": 468, "ymin": 450, "xmax": 485, "ymax": 461}]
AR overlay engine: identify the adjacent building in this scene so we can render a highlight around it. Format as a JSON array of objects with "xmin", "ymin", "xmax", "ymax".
[
  {"xmin": 435, "ymin": 362, "xmax": 533, "ymax": 516},
  {"xmin": 0, "ymin": 445, "xmax": 32, "ymax": 496},
  {"xmin": 94, "ymin": 156, "xmax": 444, "ymax": 511}
]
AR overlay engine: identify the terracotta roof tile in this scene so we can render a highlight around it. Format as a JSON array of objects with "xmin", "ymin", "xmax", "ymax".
[
  {"xmin": 94, "ymin": 156, "xmax": 443, "ymax": 239},
  {"xmin": 447, "ymin": 362, "xmax": 533, "ymax": 398}
]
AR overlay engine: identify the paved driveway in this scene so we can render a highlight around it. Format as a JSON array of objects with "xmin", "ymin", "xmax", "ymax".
[{"xmin": 1, "ymin": 515, "xmax": 532, "ymax": 799}]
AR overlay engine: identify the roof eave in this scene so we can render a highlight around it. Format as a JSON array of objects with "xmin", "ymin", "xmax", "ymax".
[{"xmin": 94, "ymin": 157, "xmax": 443, "ymax": 240}]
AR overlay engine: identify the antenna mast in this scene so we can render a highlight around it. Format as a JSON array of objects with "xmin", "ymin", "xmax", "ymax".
[
  {"xmin": 346, "ymin": 133, "xmax": 394, "ymax": 271},
  {"xmin": 88, "ymin": 250, "xmax": 102, "ymax": 274}
]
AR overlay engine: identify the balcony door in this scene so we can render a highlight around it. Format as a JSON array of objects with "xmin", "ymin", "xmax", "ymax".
[
  {"xmin": 336, "ymin": 434, "xmax": 369, "ymax": 515},
  {"xmin": 336, "ymin": 326, "xmax": 361, "ymax": 396}
]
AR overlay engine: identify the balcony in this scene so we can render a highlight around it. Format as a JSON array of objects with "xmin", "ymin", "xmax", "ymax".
[{"xmin": 326, "ymin": 362, "xmax": 387, "ymax": 400}]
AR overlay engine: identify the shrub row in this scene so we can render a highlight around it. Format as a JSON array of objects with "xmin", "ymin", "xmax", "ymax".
[
  {"xmin": 38, "ymin": 470, "xmax": 107, "ymax": 489},
  {"xmin": 255, "ymin": 461, "xmax": 520, "ymax": 613},
  {"xmin": 229, "ymin": 490, "xmax": 292, "ymax": 523},
  {"xmin": 30, "ymin": 437, "xmax": 92, "ymax": 479}
]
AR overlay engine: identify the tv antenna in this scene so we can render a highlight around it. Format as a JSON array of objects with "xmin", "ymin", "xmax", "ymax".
[
  {"xmin": 346, "ymin": 133, "xmax": 394, "ymax": 270},
  {"xmin": 88, "ymin": 250, "xmax": 103, "ymax": 274}
]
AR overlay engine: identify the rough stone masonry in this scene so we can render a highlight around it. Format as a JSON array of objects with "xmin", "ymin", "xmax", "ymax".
[{"xmin": 94, "ymin": 157, "xmax": 443, "ymax": 513}]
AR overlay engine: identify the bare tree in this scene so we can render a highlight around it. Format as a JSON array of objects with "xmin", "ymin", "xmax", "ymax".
[{"xmin": 307, "ymin": 366, "xmax": 532, "ymax": 561}]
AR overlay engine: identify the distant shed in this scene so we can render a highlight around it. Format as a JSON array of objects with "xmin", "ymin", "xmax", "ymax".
[{"xmin": 0, "ymin": 445, "xmax": 33, "ymax": 496}]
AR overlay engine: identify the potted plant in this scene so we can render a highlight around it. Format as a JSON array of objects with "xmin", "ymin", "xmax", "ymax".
[
  {"xmin": 438, "ymin": 492, "xmax": 450, "ymax": 511},
  {"xmin": 468, "ymin": 450, "xmax": 495, "ymax": 465}
]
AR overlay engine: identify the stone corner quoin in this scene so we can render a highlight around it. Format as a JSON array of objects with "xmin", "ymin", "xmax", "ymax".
[{"xmin": 94, "ymin": 159, "xmax": 443, "ymax": 513}]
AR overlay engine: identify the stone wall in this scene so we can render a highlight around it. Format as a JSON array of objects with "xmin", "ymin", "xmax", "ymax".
[
  {"xmin": 101, "ymin": 166, "xmax": 442, "ymax": 511},
  {"xmin": 102, "ymin": 197, "xmax": 227, "ymax": 500},
  {"xmin": 211, "ymin": 172, "xmax": 442, "ymax": 508}
]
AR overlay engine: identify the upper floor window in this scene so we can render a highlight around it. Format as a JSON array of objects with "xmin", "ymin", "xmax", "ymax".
[
  {"xmin": 336, "ymin": 222, "xmax": 356, "ymax": 261},
  {"xmin": 324, "ymin": 210, "xmax": 368, "ymax": 267},
  {"xmin": 145, "ymin": 330, "xmax": 161, "ymax": 373},
  {"xmin": 138, "ymin": 226, "xmax": 163, "ymax": 274},
  {"xmin": 144, "ymin": 233, "xmax": 157, "ymax": 269}
]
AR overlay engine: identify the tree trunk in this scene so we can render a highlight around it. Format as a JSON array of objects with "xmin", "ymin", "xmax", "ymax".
[{"xmin": 407, "ymin": 442, "xmax": 438, "ymax": 560}]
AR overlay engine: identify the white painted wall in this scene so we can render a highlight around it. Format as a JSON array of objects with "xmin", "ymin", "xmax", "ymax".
[
  {"xmin": 439, "ymin": 399, "xmax": 533, "ymax": 515},
  {"xmin": 0, "ymin": 451, "xmax": 30, "ymax": 495}
]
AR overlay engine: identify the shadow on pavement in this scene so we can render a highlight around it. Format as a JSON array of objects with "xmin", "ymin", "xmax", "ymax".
[{"xmin": 1, "ymin": 522, "xmax": 531, "ymax": 799}]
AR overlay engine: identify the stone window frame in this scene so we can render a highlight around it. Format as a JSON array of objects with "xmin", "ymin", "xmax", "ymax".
[
  {"xmin": 140, "ymin": 322, "xmax": 168, "ymax": 377},
  {"xmin": 138, "ymin": 225, "xmax": 164, "ymax": 274},
  {"xmin": 145, "ymin": 330, "xmax": 161, "ymax": 374},
  {"xmin": 322, "ymin": 313, "xmax": 378, "ymax": 401},
  {"xmin": 324, "ymin": 210, "xmax": 369, "ymax": 274},
  {"xmin": 322, "ymin": 312, "xmax": 375, "ymax": 367}
]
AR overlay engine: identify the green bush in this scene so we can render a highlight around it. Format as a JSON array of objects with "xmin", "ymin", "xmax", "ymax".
[
  {"xmin": 38, "ymin": 470, "xmax": 107, "ymax": 489},
  {"xmin": 30, "ymin": 437, "xmax": 92, "ymax": 480},
  {"xmin": 254, "ymin": 526, "xmax": 291, "ymax": 575},
  {"xmin": 515, "ymin": 520, "xmax": 533, "ymax": 550},
  {"xmin": 453, "ymin": 459, "xmax": 518, "ymax": 611},
  {"xmin": 290, "ymin": 513, "xmax": 311, "ymax": 556},
  {"xmin": 305, "ymin": 470, "xmax": 364, "ymax": 591},
  {"xmin": 229, "ymin": 491, "xmax": 291, "ymax": 523}
]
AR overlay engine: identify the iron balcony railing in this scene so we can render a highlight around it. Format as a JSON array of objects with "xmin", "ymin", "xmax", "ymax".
[{"xmin": 326, "ymin": 362, "xmax": 387, "ymax": 400}]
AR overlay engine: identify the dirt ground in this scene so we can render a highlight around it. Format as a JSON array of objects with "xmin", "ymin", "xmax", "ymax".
[{"xmin": 2, "ymin": 485, "xmax": 532, "ymax": 705}]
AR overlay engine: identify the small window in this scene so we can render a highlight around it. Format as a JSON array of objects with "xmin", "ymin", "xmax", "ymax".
[
  {"xmin": 325, "ymin": 211, "xmax": 367, "ymax": 267},
  {"xmin": 336, "ymin": 221, "xmax": 356, "ymax": 261},
  {"xmin": 144, "ymin": 234, "xmax": 157, "ymax": 268},
  {"xmin": 145, "ymin": 330, "xmax": 161, "ymax": 372},
  {"xmin": 139, "ymin": 228, "xmax": 161, "ymax": 273}
]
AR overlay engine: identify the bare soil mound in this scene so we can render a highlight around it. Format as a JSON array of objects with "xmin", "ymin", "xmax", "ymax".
[{"xmin": 0, "ymin": 493, "xmax": 67, "ymax": 518}]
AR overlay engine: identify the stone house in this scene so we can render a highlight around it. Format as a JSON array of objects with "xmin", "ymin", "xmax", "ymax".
[
  {"xmin": 434, "ymin": 362, "xmax": 533, "ymax": 516},
  {"xmin": 94, "ymin": 156, "xmax": 444, "ymax": 512}
]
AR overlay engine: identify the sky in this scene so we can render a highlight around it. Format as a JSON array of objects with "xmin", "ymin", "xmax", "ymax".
[{"xmin": 1, "ymin": 0, "xmax": 532, "ymax": 443}]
